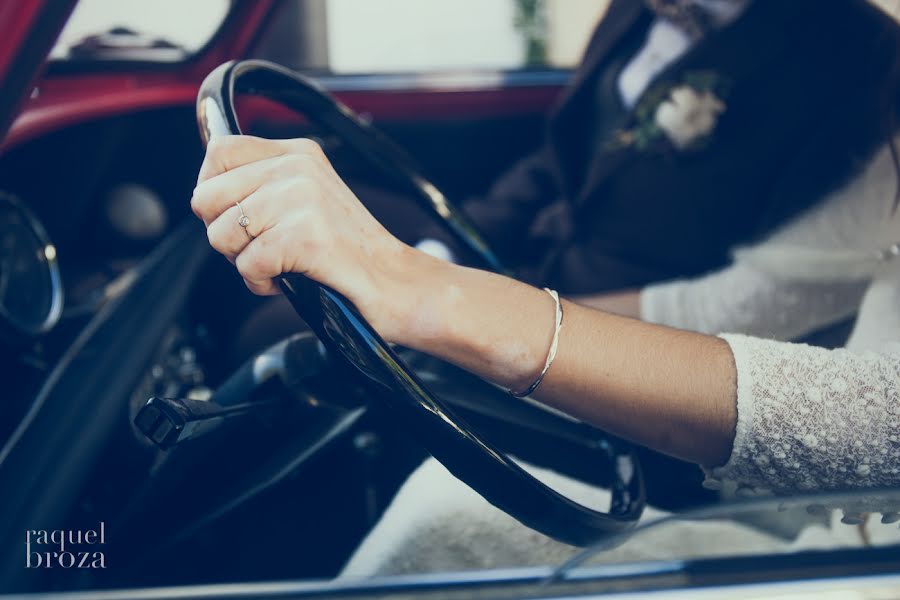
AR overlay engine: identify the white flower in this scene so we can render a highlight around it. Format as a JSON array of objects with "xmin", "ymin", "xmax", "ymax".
[{"xmin": 653, "ymin": 86, "xmax": 726, "ymax": 150}]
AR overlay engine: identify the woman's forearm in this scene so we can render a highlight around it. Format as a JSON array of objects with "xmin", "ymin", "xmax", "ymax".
[
  {"xmin": 386, "ymin": 247, "xmax": 738, "ymax": 467},
  {"xmin": 571, "ymin": 289, "xmax": 642, "ymax": 318},
  {"xmin": 192, "ymin": 136, "xmax": 737, "ymax": 468}
]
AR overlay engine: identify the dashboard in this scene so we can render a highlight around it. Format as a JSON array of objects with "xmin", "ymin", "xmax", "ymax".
[{"xmin": 0, "ymin": 106, "xmax": 207, "ymax": 449}]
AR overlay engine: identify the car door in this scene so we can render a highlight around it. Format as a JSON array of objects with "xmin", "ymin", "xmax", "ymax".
[{"xmin": 0, "ymin": 0, "xmax": 78, "ymax": 140}]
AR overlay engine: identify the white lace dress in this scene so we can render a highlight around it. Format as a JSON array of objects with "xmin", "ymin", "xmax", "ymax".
[
  {"xmin": 340, "ymin": 142, "xmax": 900, "ymax": 578},
  {"xmin": 642, "ymin": 140, "xmax": 900, "ymax": 517}
]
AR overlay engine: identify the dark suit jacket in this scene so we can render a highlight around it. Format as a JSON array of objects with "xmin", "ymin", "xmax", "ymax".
[{"xmin": 461, "ymin": 0, "xmax": 900, "ymax": 294}]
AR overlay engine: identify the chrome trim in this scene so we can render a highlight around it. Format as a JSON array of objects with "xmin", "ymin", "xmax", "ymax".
[
  {"xmin": 251, "ymin": 338, "xmax": 288, "ymax": 383},
  {"xmin": 0, "ymin": 191, "xmax": 64, "ymax": 337},
  {"xmin": 198, "ymin": 96, "xmax": 232, "ymax": 144},
  {"xmin": 312, "ymin": 69, "xmax": 571, "ymax": 93}
]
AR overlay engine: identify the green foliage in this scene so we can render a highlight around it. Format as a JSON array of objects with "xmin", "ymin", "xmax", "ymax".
[{"xmin": 513, "ymin": 0, "xmax": 548, "ymax": 66}]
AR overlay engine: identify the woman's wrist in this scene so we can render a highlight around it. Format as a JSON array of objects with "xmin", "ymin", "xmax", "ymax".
[
  {"xmin": 367, "ymin": 243, "xmax": 449, "ymax": 346},
  {"xmin": 372, "ymin": 245, "xmax": 555, "ymax": 391}
]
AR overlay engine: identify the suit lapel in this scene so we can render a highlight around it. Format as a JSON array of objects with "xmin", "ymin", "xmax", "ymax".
[
  {"xmin": 576, "ymin": 0, "xmax": 815, "ymax": 205},
  {"xmin": 621, "ymin": 0, "xmax": 811, "ymax": 120},
  {"xmin": 551, "ymin": 0, "xmax": 649, "ymax": 116}
]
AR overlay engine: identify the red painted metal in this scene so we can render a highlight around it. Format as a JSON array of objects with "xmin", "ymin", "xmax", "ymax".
[
  {"xmin": 0, "ymin": 1, "xmax": 43, "ymax": 82},
  {"xmin": 7, "ymin": 75, "xmax": 199, "ymax": 146},
  {"xmin": 7, "ymin": 78, "xmax": 562, "ymax": 149},
  {"xmin": 0, "ymin": 0, "xmax": 79, "ymax": 143},
  {"xmin": 235, "ymin": 85, "xmax": 561, "ymax": 127}
]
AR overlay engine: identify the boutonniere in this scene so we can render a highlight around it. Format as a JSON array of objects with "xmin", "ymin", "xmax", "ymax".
[{"xmin": 611, "ymin": 70, "xmax": 730, "ymax": 152}]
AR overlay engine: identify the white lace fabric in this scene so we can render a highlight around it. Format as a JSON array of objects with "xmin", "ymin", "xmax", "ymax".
[
  {"xmin": 641, "ymin": 264, "xmax": 868, "ymax": 341},
  {"xmin": 641, "ymin": 139, "xmax": 900, "ymax": 515},
  {"xmin": 710, "ymin": 334, "xmax": 900, "ymax": 518}
]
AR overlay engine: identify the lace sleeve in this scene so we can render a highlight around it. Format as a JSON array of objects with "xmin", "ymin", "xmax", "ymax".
[
  {"xmin": 706, "ymin": 334, "xmax": 900, "ymax": 520},
  {"xmin": 640, "ymin": 265, "xmax": 867, "ymax": 339}
]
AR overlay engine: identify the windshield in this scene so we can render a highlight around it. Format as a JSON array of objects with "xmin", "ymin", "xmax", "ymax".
[{"xmin": 50, "ymin": 0, "xmax": 230, "ymax": 62}]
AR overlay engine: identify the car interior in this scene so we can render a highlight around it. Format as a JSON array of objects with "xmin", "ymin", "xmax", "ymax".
[
  {"xmin": 1, "ymin": 1, "xmax": 896, "ymax": 597},
  {"xmin": 0, "ymin": 2, "xmax": 657, "ymax": 592}
]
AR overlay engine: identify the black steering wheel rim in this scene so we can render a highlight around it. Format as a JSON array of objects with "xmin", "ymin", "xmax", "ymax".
[{"xmin": 196, "ymin": 59, "xmax": 644, "ymax": 546}]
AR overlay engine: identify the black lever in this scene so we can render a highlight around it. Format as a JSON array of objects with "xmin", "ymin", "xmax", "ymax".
[
  {"xmin": 135, "ymin": 396, "xmax": 269, "ymax": 449},
  {"xmin": 135, "ymin": 332, "xmax": 328, "ymax": 449}
]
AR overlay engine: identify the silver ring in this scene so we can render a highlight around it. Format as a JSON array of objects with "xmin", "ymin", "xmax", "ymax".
[{"xmin": 235, "ymin": 201, "xmax": 253, "ymax": 239}]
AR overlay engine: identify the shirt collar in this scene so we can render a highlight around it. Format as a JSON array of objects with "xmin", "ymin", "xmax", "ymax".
[{"xmin": 693, "ymin": 0, "xmax": 752, "ymax": 27}]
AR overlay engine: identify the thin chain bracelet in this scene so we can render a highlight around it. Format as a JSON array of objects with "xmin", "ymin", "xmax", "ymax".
[{"xmin": 510, "ymin": 288, "xmax": 563, "ymax": 398}]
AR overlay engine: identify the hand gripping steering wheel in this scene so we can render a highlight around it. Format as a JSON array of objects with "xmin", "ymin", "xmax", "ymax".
[{"xmin": 196, "ymin": 60, "xmax": 644, "ymax": 546}]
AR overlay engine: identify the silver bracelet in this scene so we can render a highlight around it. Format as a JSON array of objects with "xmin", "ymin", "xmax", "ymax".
[{"xmin": 510, "ymin": 288, "xmax": 563, "ymax": 398}]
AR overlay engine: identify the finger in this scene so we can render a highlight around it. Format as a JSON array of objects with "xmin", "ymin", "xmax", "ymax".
[
  {"xmin": 205, "ymin": 181, "xmax": 301, "ymax": 260},
  {"xmin": 206, "ymin": 203, "xmax": 255, "ymax": 262},
  {"xmin": 235, "ymin": 228, "xmax": 290, "ymax": 295},
  {"xmin": 197, "ymin": 135, "xmax": 286, "ymax": 185},
  {"xmin": 192, "ymin": 153, "xmax": 312, "ymax": 225},
  {"xmin": 243, "ymin": 277, "xmax": 280, "ymax": 296},
  {"xmin": 197, "ymin": 135, "xmax": 326, "ymax": 185}
]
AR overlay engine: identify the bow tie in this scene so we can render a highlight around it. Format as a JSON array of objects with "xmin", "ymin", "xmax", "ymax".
[{"xmin": 644, "ymin": 0, "xmax": 714, "ymax": 39}]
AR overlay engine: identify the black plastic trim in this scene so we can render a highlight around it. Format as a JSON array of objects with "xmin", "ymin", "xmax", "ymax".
[{"xmin": 0, "ymin": 221, "xmax": 211, "ymax": 590}]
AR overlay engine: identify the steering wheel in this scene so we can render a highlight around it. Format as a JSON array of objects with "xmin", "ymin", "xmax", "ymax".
[{"xmin": 196, "ymin": 60, "xmax": 644, "ymax": 546}]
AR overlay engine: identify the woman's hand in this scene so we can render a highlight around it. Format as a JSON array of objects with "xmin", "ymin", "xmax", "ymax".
[
  {"xmin": 192, "ymin": 135, "xmax": 737, "ymax": 467},
  {"xmin": 192, "ymin": 135, "xmax": 415, "ymax": 338}
]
